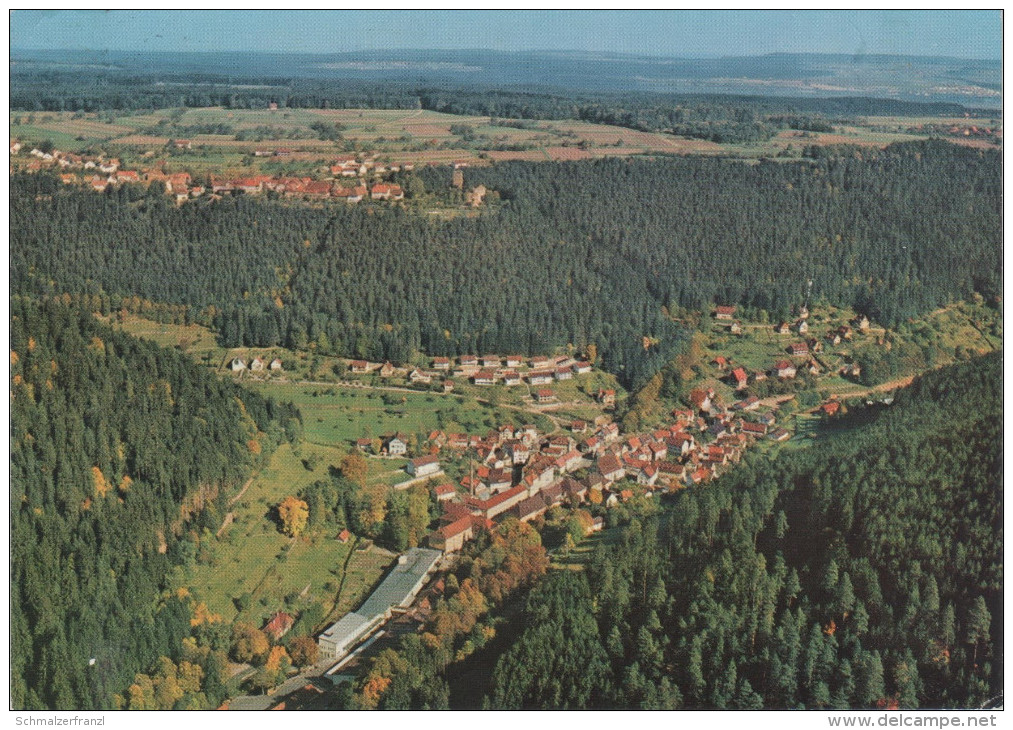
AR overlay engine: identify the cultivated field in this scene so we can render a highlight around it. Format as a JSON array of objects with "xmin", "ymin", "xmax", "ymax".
[{"xmin": 16, "ymin": 106, "xmax": 995, "ymax": 176}]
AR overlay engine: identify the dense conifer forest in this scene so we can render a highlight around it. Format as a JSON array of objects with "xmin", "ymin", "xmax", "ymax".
[
  {"xmin": 10, "ymin": 140, "xmax": 1000, "ymax": 388},
  {"xmin": 9, "ymin": 298, "xmax": 298, "ymax": 709},
  {"xmin": 319, "ymin": 354, "xmax": 1001, "ymax": 710},
  {"xmin": 485, "ymin": 353, "xmax": 1002, "ymax": 709}
]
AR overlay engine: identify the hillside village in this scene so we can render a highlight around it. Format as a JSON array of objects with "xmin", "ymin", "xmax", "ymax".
[
  {"xmin": 334, "ymin": 346, "xmax": 794, "ymax": 561},
  {"xmin": 710, "ymin": 304, "xmax": 870, "ymax": 390},
  {"xmin": 294, "ymin": 347, "xmax": 799, "ymax": 673},
  {"xmin": 10, "ymin": 140, "xmax": 440, "ymax": 205}
]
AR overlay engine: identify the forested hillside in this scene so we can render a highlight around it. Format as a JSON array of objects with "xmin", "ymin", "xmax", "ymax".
[
  {"xmin": 10, "ymin": 140, "xmax": 1000, "ymax": 388},
  {"xmin": 10, "ymin": 298, "xmax": 298, "ymax": 709},
  {"xmin": 487, "ymin": 352, "xmax": 1002, "ymax": 708}
]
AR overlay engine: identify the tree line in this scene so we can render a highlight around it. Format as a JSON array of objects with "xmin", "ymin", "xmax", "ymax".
[
  {"xmin": 10, "ymin": 298, "xmax": 299, "ymax": 709},
  {"xmin": 10, "ymin": 62, "xmax": 979, "ymax": 144}
]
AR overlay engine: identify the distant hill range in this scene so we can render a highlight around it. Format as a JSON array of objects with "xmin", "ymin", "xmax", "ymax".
[{"xmin": 10, "ymin": 49, "xmax": 1001, "ymax": 109}]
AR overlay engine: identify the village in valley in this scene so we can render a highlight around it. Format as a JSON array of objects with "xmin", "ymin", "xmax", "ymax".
[
  {"xmin": 88, "ymin": 273, "xmax": 1001, "ymax": 708},
  {"xmin": 10, "ymin": 94, "xmax": 1002, "ymax": 713}
]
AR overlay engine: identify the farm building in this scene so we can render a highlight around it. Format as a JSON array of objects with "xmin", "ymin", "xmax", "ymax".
[
  {"xmin": 406, "ymin": 455, "xmax": 441, "ymax": 478},
  {"xmin": 317, "ymin": 548, "xmax": 441, "ymax": 660}
]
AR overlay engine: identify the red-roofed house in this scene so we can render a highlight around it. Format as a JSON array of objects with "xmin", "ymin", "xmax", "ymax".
[
  {"xmin": 819, "ymin": 401, "xmax": 841, "ymax": 417},
  {"xmin": 688, "ymin": 389, "xmax": 714, "ymax": 412},
  {"xmin": 428, "ymin": 515, "xmax": 475, "ymax": 553},
  {"xmin": 687, "ymin": 468, "xmax": 711, "ymax": 485},
  {"xmin": 435, "ymin": 483, "xmax": 457, "ymax": 502},
  {"xmin": 464, "ymin": 484, "xmax": 528, "ymax": 519},
  {"xmin": 528, "ymin": 370, "xmax": 554, "ymax": 385},
  {"xmin": 555, "ymin": 449, "xmax": 583, "ymax": 473},
  {"xmin": 731, "ymin": 367, "xmax": 749, "ymax": 390},
  {"xmin": 406, "ymin": 455, "xmax": 441, "ymax": 477},
  {"xmin": 371, "ymin": 183, "xmax": 394, "ymax": 200},
  {"xmin": 648, "ymin": 442, "xmax": 668, "ymax": 461},
  {"xmin": 472, "ymin": 369, "xmax": 497, "ymax": 385},
  {"xmin": 714, "ymin": 305, "xmax": 736, "ymax": 320},
  {"xmin": 535, "ymin": 389, "xmax": 556, "ymax": 403},
  {"xmin": 637, "ymin": 464, "xmax": 659, "ymax": 487},
  {"xmin": 597, "ymin": 389, "xmax": 616, "ymax": 406},
  {"xmin": 264, "ymin": 611, "xmax": 294, "ymax": 641}
]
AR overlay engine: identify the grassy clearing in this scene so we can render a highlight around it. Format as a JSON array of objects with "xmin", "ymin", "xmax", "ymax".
[
  {"xmin": 100, "ymin": 313, "xmax": 222, "ymax": 353},
  {"xmin": 188, "ymin": 442, "xmax": 393, "ymax": 625},
  {"xmin": 247, "ymin": 380, "xmax": 538, "ymax": 448},
  {"xmin": 550, "ymin": 525, "xmax": 626, "ymax": 569}
]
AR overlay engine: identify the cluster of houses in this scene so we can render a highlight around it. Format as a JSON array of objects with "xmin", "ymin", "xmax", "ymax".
[
  {"xmin": 11, "ymin": 141, "xmax": 410, "ymax": 205},
  {"xmin": 711, "ymin": 306, "xmax": 870, "ymax": 387},
  {"xmin": 326, "ymin": 154, "xmax": 415, "ymax": 178},
  {"xmin": 347, "ymin": 353, "xmax": 596, "ymax": 396},
  {"xmin": 230, "ymin": 356, "xmax": 283, "ymax": 373},
  {"xmin": 395, "ymin": 382, "xmax": 789, "ymax": 554},
  {"xmin": 209, "ymin": 175, "xmax": 404, "ymax": 202},
  {"xmin": 12, "ymin": 142, "xmax": 207, "ymax": 203}
]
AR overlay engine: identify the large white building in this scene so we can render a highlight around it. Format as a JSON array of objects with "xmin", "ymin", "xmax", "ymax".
[{"xmin": 317, "ymin": 547, "xmax": 441, "ymax": 660}]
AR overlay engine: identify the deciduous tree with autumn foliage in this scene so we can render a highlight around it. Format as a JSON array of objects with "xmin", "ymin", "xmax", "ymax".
[{"xmin": 277, "ymin": 496, "xmax": 309, "ymax": 537}]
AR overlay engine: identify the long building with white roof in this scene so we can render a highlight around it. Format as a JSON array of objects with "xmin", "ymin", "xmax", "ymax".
[{"xmin": 317, "ymin": 547, "xmax": 441, "ymax": 660}]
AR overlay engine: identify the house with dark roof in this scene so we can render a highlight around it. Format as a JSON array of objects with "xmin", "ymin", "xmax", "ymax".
[
  {"xmin": 598, "ymin": 453, "xmax": 625, "ymax": 483},
  {"xmin": 510, "ymin": 494, "xmax": 549, "ymax": 523}
]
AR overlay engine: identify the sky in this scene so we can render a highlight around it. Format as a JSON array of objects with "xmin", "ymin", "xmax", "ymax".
[{"xmin": 8, "ymin": 10, "xmax": 1002, "ymax": 60}]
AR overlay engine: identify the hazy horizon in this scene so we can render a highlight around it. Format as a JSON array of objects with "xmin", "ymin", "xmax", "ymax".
[{"xmin": 10, "ymin": 10, "xmax": 1002, "ymax": 61}]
